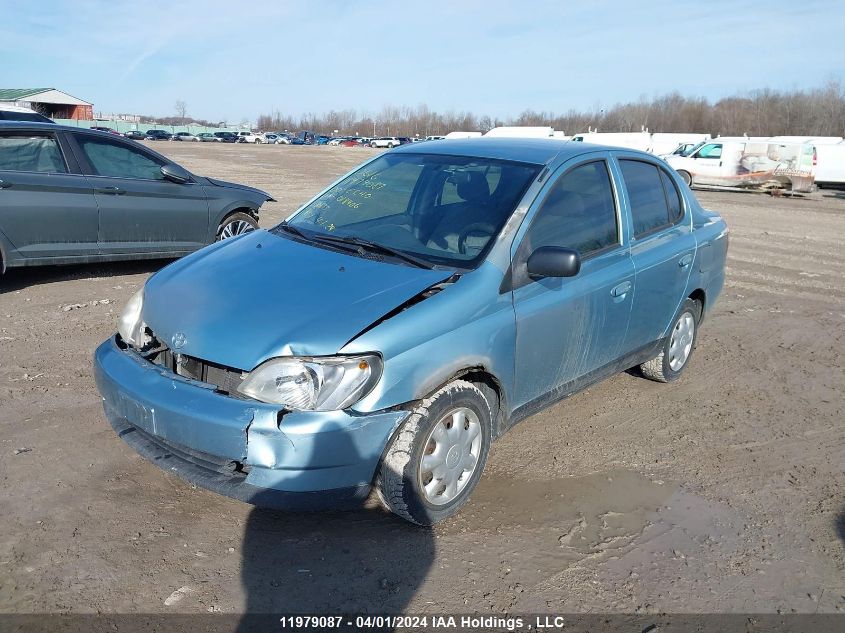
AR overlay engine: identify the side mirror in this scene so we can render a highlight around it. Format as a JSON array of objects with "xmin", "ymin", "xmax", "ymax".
[
  {"xmin": 526, "ymin": 246, "xmax": 581, "ymax": 279},
  {"xmin": 161, "ymin": 163, "xmax": 191, "ymax": 184}
]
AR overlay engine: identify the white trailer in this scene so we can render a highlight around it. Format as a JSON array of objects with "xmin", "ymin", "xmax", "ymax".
[
  {"xmin": 484, "ymin": 126, "xmax": 560, "ymax": 138},
  {"xmin": 444, "ymin": 131, "xmax": 483, "ymax": 139}
]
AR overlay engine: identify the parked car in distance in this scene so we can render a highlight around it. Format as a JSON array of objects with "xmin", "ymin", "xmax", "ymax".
[
  {"xmin": 94, "ymin": 138, "xmax": 728, "ymax": 525},
  {"xmin": 397, "ymin": 137, "xmax": 412, "ymax": 145},
  {"xmin": 197, "ymin": 132, "xmax": 217, "ymax": 142},
  {"xmin": 370, "ymin": 136, "xmax": 401, "ymax": 148},
  {"xmin": 124, "ymin": 130, "xmax": 146, "ymax": 140},
  {"xmin": 0, "ymin": 104, "xmax": 54, "ymax": 123},
  {"xmin": 171, "ymin": 131, "xmax": 199, "ymax": 142},
  {"xmin": 289, "ymin": 136, "xmax": 305, "ymax": 145},
  {"xmin": 91, "ymin": 126, "xmax": 121, "ymax": 135},
  {"xmin": 145, "ymin": 129, "xmax": 171, "ymax": 141},
  {"xmin": 273, "ymin": 133, "xmax": 291, "ymax": 145},
  {"xmin": 213, "ymin": 131, "xmax": 238, "ymax": 143},
  {"xmin": 236, "ymin": 131, "xmax": 265, "ymax": 144},
  {"xmin": 0, "ymin": 121, "xmax": 274, "ymax": 275},
  {"xmin": 340, "ymin": 138, "xmax": 362, "ymax": 147}
]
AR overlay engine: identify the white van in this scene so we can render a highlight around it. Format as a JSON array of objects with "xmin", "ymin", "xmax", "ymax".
[
  {"xmin": 813, "ymin": 142, "xmax": 845, "ymax": 187},
  {"xmin": 665, "ymin": 138, "xmax": 816, "ymax": 192}
]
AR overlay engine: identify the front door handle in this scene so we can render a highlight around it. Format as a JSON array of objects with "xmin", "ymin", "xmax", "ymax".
[
  {"xmin": 95, "ymin": 186, "xmax": 126, "ymax": 195},
  {"xmin": 679, "ymin": 254, "xmax": 693, "ymax": 268},
  {"xmin": 0, "ymin": 179, "xmax": 12, "ymax": 189},
  {"xmin": 611, "ymin": 281, "xmax": 632, "ymax": 297}
]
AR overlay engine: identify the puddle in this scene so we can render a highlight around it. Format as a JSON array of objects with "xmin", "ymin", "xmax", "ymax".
[{"xmin": 456, "ymin": 469, "xmax": 744, "ymax": 596}]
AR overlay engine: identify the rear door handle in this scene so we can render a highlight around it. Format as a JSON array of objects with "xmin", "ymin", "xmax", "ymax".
[
  {"xmin": 0, "ymin": 179, "xmax": 12, "ymax": 189},
  {"xmin": 95, "ymin": 186, "xmax": 126, "ymax": 195},
  {"xmin": 611, "ymin": 281, "xmax": 632, "ymax": 297},
  {"xmin": 679, "ymin": 254, "xmax": 693, "ymax": 268}
]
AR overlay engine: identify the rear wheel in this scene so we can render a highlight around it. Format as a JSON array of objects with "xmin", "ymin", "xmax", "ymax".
[
  {"xmin": 216, "ymin": 211, "xmax": 257, "ymax": 241},
  {"xmin": 639, "ymin": 298, "xmax": 701, "ymax": 382},
  {"xmin": 376, "ymin": 380, "xmax": 492, "ymax": 525}
]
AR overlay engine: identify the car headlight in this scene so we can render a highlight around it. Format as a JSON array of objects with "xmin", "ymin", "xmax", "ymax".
[
  {"xmin": 237, "ymin": 355, "xmax": 382, "ymax": 411},
  {"xmin": 117, "ymin": 288, "xmax": 150, "ymax": 348}
]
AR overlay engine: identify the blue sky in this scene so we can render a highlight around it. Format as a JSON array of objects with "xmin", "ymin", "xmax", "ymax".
[{"xmin": 1, "ymin": 0, "xmax": 842, "ymax": 123}]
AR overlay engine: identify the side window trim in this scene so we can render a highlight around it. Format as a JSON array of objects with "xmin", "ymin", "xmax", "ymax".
[{"xmin": 0, "ymin": 130, "xmax": 71, "ymax": 175}]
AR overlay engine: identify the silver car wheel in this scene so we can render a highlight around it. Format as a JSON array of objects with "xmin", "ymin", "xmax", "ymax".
[
  {"xmin": 418, "ymin": 406, "xmax": 482, "ymax": 506},
  {"xmin": 668, "ymin": 312, "xmax": 695, "ymax": 371},
  {"xmin": 218, "ymin": 219, "xmax": 254, "ymax": 240}
]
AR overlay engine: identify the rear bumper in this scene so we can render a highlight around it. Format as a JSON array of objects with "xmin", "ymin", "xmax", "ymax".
[{"xmin": 94, "ymin": 337, "xmax": 408, "ymax": 508}]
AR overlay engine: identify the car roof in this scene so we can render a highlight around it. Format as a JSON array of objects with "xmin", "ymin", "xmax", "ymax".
[
  {"xmin": 0, "ymin": 121, "xmax": 122, "ymax": 136},
  {"xmin": 390, "ymin": 137, "xmax": 635, "ymax": 165}
]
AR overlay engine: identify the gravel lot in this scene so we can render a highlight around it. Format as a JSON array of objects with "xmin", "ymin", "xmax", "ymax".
[{"xmin": 1, "ymin": 142, "xmax": 843, "ymax": 616}]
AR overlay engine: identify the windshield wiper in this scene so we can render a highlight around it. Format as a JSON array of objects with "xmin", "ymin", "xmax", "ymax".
[
  {"xmin": 276, "ymin": 222, "xmax": 312, "ymax": 240},
  {"xmin": 312, "ymin": 234, "xmax": 434, "ymax": 269}
]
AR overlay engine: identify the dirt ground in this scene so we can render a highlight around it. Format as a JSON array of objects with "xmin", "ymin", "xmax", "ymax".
[{"xmin": 1, "ymin": 142, "xmax": 843, "ymax": 618}]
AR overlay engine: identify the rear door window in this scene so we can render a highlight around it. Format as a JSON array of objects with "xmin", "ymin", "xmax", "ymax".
[
  {"xmin": 0, "ymin": 133, "xmax": 67, "ymax": 173},
  {"xmin": 619, "ymin": 160, "xmax": 679, "ymax": 237},
  {"xmin": 76, "ymin": 135, "xmax": 165, "ymax": 180}
]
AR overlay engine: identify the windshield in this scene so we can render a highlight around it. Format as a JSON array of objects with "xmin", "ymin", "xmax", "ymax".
[{"xmin": 280, "ymin": 153, "xmax": 540, "ymax": 268}]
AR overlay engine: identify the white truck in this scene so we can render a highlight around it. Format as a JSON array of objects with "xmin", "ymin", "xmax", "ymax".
[{"xmin": 665, "ymin": 137, "xmax": 816, "ymax": 192}]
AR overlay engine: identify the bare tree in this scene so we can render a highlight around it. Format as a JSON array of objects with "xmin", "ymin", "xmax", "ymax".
[{"xmin": 174, "ymin": 100, "xmax": 188, "ymax": 123}]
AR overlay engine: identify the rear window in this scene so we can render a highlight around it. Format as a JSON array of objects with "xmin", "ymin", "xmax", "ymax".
[{"xmin": 0, "ymin": 133, "xmax": 67, "ymax": 173}]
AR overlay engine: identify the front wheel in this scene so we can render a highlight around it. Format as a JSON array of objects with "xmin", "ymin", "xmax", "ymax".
[
  {"xmin": 677, "ymin": 170, "xmax": 692, "ymax": 187},
  {"xmin": 216, "ymin": 211, "xmax": 257, "ymax": 241},
  {"xmin": 376, "ymin": 380, "xmax": 492, "ymax": 525},
  {"xmin": 639, "ymin": 298, "xmax": 701, "ymax": 382}
]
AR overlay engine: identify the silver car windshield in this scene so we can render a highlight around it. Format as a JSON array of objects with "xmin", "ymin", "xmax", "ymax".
[{"xmin": 283, "ymin": 153, "xmax": 540, "ymax": 268}]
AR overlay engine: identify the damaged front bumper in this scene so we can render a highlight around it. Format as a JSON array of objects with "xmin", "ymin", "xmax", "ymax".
[{"xmin": 93, "ymin": 337, "xmax": 408, "ymax": 509}]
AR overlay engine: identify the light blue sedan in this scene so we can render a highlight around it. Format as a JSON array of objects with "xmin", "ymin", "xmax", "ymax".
[{"xmin": 94, "ymin": 138, "xmax": 728, "ymax": 524}]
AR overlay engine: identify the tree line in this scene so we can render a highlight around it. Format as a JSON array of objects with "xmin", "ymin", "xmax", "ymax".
[{"xmin": 255, "ymin": 81, "xmax": 845, "ymax": 138}]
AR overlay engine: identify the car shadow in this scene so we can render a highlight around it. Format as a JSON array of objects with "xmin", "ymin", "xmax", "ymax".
[
  {"xmin": 236, "ymin": 421, "xmax": 434, "ymax": 632},
  {"xmin": 0, "ymin": 259, "xmax": 173, "ymax": 293},
  {"xmin": 836, "ymin": 507, "xmax": 845, "ymax": 544}
]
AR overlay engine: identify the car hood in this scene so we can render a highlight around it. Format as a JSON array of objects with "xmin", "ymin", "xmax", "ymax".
[
  {"xmin": 142, "ymin": 230, "xmax": 454, "ymax": 370},
  {"xmin": 204, "ymin": 176, "xmax": 273, "ymax": 201}
]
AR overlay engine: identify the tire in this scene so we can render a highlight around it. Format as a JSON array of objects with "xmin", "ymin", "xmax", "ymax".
[
  {"xmin": 639, "ymin": 298, "xmax": 701, "ymax": 383},
  {"xmin": 376, "ymin": 380, "xmax": 492, "ymax": 525},
  {"xmin": 387, "ymin": 143, "xmax": 394, "ymax": 148},
  {"xmin": 677, "ymin": 170, "xmax": 692, "ymax": 187},
  {"xmin": 254, "ymin": 139, "xmax": 261, "ymax": 144},
  {"xmin": 371, "ymin": 142, "xmax": 377, "ymax": 148},
  {"xmin": 216, "ymin": 211, "xmax": 258, "ymax": 241}
]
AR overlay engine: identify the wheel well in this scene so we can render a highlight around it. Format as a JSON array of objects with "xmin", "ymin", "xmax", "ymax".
[
  {"xmin": 689, "ymin": 288, "xmax": 706, "ymax": 319},
  {"xmin": 446, "ymin": 368, "xmax": 507, "ymax": 439},
  {"xmin": 218, "ymin": 207, "xmax": 258, "ymax": 229}
]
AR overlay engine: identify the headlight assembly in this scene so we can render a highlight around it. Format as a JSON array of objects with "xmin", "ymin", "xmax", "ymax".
[
  {"xmin": 237, "ymin": 354, "xmax": 382, "ymax": 411},
  {"xmin": 117, "ymin": 288, "xmax": 150, "ymax": 348}
]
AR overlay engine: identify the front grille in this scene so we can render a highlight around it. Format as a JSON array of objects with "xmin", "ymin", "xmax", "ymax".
[{"xmin": 147, "ymin": 341, "xmax": 246, "ymax": 397}]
